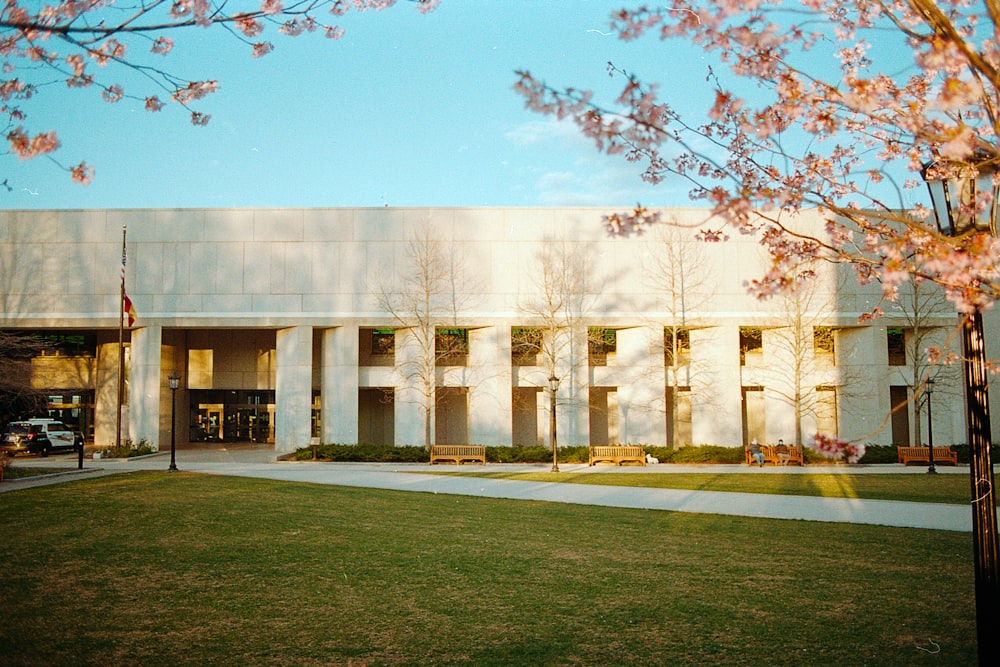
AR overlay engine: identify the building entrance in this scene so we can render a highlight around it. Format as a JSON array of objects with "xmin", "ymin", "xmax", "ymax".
[{"xmin": 188, "ymin": 390, "xmax": 275, "ymax": 443}]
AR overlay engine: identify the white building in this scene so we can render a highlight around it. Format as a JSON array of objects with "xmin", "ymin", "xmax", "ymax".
[{"xmin": 1, "ymin": 206, "xmax": 994, "ymax": 455}]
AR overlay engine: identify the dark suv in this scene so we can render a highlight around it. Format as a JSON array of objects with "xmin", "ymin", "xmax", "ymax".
[{"xmin": 1, "ymin": 419, "xmax": 83, "ymax": 457}]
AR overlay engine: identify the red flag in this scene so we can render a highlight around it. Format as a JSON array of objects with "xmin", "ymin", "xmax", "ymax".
[{"xmin": 123, "ymin": 293, "xmax": 137, "ymax": 328}]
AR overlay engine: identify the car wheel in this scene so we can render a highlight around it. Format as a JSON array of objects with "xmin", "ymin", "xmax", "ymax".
[{"xmin": 41, "ymin": 444, "xmax": 49, "ymax": 458}]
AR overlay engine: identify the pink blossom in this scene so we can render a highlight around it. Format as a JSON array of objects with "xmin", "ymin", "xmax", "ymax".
[
  {"xmin": 251, "ymin": 42, "xmax": 274, "ymax": 58},
  {"xmin": 102, "ymin": 85, "xmax": 124, "ymax": 103},
  {"xmin": 172, "ymin": 80, "xmax": 219, "ymax": 105},
  {"xmin": 144, "ymin": 96, "xmax": 165, "ymax": 112},
  {"xmin": 261, "ymin": 0, "xmax": 284, "ymax": 15},
  {"xmin": 812, "ymin": 433, "xmax": 865, "ymax": 463},
  {"xmin": 151, "ymin": 37, "xmax": 174, "ymax": 56},
  {"xmin": 70, "ymin": 162, "xmax": 93, "ymax": 185},
  {"xmin": 237, "ymin": 17, "xmax": 264, "ymax": 37},
  {"xmin": 7, "ymin": 127, "xmax": 60, "ymax": 159}
]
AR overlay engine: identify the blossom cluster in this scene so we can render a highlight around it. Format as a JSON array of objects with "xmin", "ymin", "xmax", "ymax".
[
  {"xmin": 514, "ymin": 0, "xmax": 1000, "ymax": 315},
  {"xmin": 1, "ymin": 0, "xmax": 437, "ymax": 184},
  {"xmin": 811, "ymin": 433, "xmax": 866, "ymax": 464}
]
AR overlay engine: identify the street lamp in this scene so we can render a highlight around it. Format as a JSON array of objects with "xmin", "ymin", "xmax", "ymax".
[
  {"xmin": 924, "ymin": 378, "xmax": 936, "ymax": 474},
  {"xmin": 549, "ymin": 375, "xmax": 559, "ymax": 473},
  {"xmin": 168, "ymin": 373, "xmax": 180, "ymax": 472},
  {"xmin": 923, "ymin": 156, "xmax": 998, "ymax": 665}
]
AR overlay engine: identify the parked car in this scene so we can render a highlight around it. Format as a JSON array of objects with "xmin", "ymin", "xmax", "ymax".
[{"xmin": 0, "ymin": 419, "xmax": 82, "ymax": 457}]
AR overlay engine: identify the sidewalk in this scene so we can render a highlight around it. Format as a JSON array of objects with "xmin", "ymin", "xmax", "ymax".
[{"xmin": 1, "ymin": 446, "xmax": 976, "ymax": 533}]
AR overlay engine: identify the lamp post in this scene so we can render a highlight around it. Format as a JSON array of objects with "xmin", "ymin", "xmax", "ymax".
[
  {"xmin": 924, "ymin": 378, "xmax": 936, "ymax": 475},
  {"xmin": 168, "ymin": 373, "xmax": 180, "ymax": 472},
  {"xmin": 548, "ymin": 375, "xmax": 559, "ymax": 473},
  {"xmin": 923, "ymin": 157, "xmax": 998, "ymax": 665}
]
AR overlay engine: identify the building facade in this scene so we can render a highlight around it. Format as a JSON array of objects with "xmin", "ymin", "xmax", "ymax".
[{"xmin": 1, "ymin": 207, "xmax": 994, "ymax": 455}]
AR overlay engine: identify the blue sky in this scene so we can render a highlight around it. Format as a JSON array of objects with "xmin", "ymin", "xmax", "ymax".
[{"xmin": 4, "ymin": 1, "xmax": 726, "ymax": 210}]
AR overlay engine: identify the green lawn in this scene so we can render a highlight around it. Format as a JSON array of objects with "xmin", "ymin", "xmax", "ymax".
[
  {"xmin": 0, "ymin": 472, "xmax": 976, "ymax": 666},
  {"xmin": 426, "ymin": 470, "xmax": 976, "ymax": 504}
]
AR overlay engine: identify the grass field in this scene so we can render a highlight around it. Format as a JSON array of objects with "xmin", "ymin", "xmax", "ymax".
[
  {"xmin": 0, "ymin": 471, "xmax": 977, "ymax": 666},
  {"xmin": 424, "ymin": 470, "xmax": 976, "ymax": 504}
]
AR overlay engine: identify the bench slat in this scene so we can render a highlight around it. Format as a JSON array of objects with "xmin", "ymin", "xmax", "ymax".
[
  {"xmin": 898, "ymin": 447, "xmax": 958, "ymax": 465},
  {"xmin": 589, "ymin": 446, "xmax": 646, "ymax": 467},
  {"xmin": 429, "ymin": 445, "xmax": 486, "ymax": 465}
]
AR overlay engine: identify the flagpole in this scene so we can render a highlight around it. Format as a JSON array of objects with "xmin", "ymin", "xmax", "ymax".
[{"xmin": 116, "ymin": 225, "xmax": 126, "ymax": 452}]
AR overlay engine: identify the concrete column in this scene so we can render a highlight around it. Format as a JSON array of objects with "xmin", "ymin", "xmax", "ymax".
[
  {"xmin": 95, "ymin": 340, "xmax": 126, "ymax": 448},
  {"xmin": 469, "ymin": 325, "xmax": 513, "ymax": 445},
  {"xmin": 838, "ymin": 324, "xmax": 891, "ymax": 445},
  {"xmin": 275, "ymin": 325, "xmax": 313, "ymax": 454},
  {"xmin": 690, "ymin": 324, "xmax": 743, "ymax": 446},
  {"xmin": 129, "ymin": 325, "xmax": 162, "ymax": 450},
  {"xmin": 616, "ymin": 325, "xmax": 667, "ymax": 445},
  {"xmin": 393, "ymin": 327, "xmax": 428, "ymax": 446},
  {"xmin": 322, "ymin": 326, "xmax": 359, "ymax": 444},
  {"xmin": 562, "ymin": 325, "xmax": 590, "ymax": 447}
]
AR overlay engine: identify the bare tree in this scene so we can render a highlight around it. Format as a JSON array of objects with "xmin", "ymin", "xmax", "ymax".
[
  {"xmin": 644, "ymin": 224, "xmax": 711, "ymax": 448},
  {"xmin": 765, "ymin": 263, "xmax": 859, "ymax": 448},
  {"xmin": 892, "ymin": 280, "xmax": 962, "ymax": 447},
  {"xmin": 374, "ymin": 223, "xmax": 472, "ymax": 448},
  {"xmin": 0, "ymin": 331, "xmax": 53, "ymax": 426},
  {"xmin": 513, "ymin": 239, "xmax": 599, "ymax": 447}
]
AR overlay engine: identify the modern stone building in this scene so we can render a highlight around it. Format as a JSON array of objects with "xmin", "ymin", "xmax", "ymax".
[{"xmin": 1, "ymin": 207, "xmax": 995, "ymax": 455}]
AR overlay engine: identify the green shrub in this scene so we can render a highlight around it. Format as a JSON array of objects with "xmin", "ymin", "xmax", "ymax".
[
  {"xmin": 668, "ymin": 445, "xmax": 745, "ymax": 464},
  {"xmin": 858, "ymin": 444, "xmax": 897, "ymax": 464},
  {"xmin": 294, "ymin": 444, "xmax": 430, "ymax": 463},
  {"xmin": 98, "ymin": 438, "xmax": 155, "ymax": 459},
  {"xmin": 948, "ymin": 443, "xmax": 1000, "ymax": 465}
]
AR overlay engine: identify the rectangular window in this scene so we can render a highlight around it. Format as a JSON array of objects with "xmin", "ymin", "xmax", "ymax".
[
  {"xmin": 887, "ymin": 328, "xmax": 906, "ymax": 366},
  {"xmin": 740, "ymin": 327, "xmax": 763, "ymax": 366},
  {"xmin": 814, "ymin": 326, "xmax": 835, "ymax": 363},
  {"xmin": 436, "ymin": 328, "xmax": 470, "ymax": 366},
  {"xmin": 511, "ymin": 327, "xmax": 542, "ymax": 367},
  {"xmin": 359, "ymin": 328, "xmax": 394, "ymax": 366},
  {"xmin": 665, "ymin": 327, "xmax": 690, "ymax": 366},
  {"xmin": 372, "ymin": 329, "xmax": 395, "ymax": 356},
  {"xmin": 815, "ymin": 386, "xmax": 838, "ymax": 437},
  {"xmin": 589, "ymin": 327, "xmax": 617, "ymax": 366}
]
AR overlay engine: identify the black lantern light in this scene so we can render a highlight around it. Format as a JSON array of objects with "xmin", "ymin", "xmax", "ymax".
[
  {"xmin": 548, "ymin": 376, "xmax": 559, "ymax": 473},
  {"xmin": 923, "ymin": 154, "xmax": 999, "ymax": 666}
]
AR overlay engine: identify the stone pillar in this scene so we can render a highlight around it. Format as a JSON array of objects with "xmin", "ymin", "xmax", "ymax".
[
  {"xmin": 95, "ymin": 340, "xmax": 125, "ymax": 448},
  {"xmin": 616, "ymin": 325, "xmax": 667, "ymax": 446},
  {"xmin": 839, "ymin": 324, "xmax": 891, "ymax": 445},
  {"xmin": 562, "ymin": 325, "xmax": 590, "ymax": 447},
  {"xmin": 691, "ymin": 324, "xmax": 743, "ymax": 446},
  {"xmin": 468, "ymin": 325, "xmax": 512, "ymax": 445},
  {"xmin": 322, "ymin": 326, "xmax": 359, "ymax": 444},
  {"xmin": 128, "ymin": 325, "xmax": 163, "ymax": 450},
  {"xmin": 394, "ymin": 327, "xmax": 428, "ymax": 446},
  {"xmin": 275, "ymin": 325, "xmax": 313, "ymax": 454}
]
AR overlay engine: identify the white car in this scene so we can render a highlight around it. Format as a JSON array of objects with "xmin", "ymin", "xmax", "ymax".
[{"xmin": 1, "ymin": 419, "xmax": 82, "ymax": 457}]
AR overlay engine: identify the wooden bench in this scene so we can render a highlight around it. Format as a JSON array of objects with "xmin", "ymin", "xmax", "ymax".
[
  {"xmin": 429, "ymin": 445, "xmax": 487, "ymax": 465},
  {"xmin": 589, "ymin": 445, "xmax": 646, "ymax": 466},
  {"xmin": 746, "ymin": 444, "xmax": 804, "ymax": 466},
  {"xmin": 898, "ymin": 446, "xmax": 958, "ymax": 466}
]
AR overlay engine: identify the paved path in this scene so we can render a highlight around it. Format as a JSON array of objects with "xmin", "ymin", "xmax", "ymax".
[{"xmin": 1, "ymin": 447, "xmax": 979, "ymax": 533}]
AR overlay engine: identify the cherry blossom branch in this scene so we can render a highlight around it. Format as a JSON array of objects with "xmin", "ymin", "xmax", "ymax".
[
  {"xmin": 1, "ymin": 0, "xmax": 439, "ymax": 184},
  {"xmin": 514, "ymin": 0, "xmax": 1000, "ymax": 315}
]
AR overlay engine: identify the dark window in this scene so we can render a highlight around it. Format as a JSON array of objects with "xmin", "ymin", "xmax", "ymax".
[
  {"xmin": 740, "ymin": 327, "xmax": 763, "ymax": 366},
  {"xmin": 814, "ymin": 327, "xmax": 835, "ymax": 356},
  {"xmin": 511, "ymin": 327, "xmax": 542, "ymax": 366},
  {"xmin": 371, "ymin": 329, "xmax": 395, "ymax": 356},
  {"xmin": 589, "ymin": 327, "xmax": 616, "ymax": 366},
  {"xmin": 887, "ymin": 328, "xmax": 906, "ymax": 366},
  {"xmin": 436, "ymin": 328, "xmax": 470, "ymax": 365},
  {"xmin": 665, "ymin": 327, "xmax": 690, "ymax": 365}
]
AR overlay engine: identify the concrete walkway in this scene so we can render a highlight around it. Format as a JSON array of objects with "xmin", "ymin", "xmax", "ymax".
[{"xmin": 1, "ymin": 446, "xmax": 979, "ymax": 533}]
